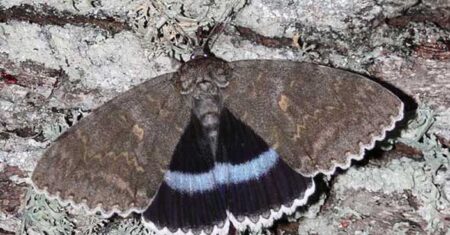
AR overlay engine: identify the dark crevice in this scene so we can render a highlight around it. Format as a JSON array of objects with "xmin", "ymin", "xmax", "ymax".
[
  {"xmin": 5, "ymin": 127, "xmax": 39, "ymax": 138},
  {"xmin": 0, "ymin": 132, "xmax": 10, "ymax": 140},
  {"xmin": 0, "ymin": 53, "xmax": 67, "ymax": 91},
  {"xmin": 64, "ymin": 110, "xmax": 85, "ymax": 127},
  {"xmin": 386, "ymin": 7, "xmax": 450, "ymax": 30},
  {"xmin": 234, "ymin": 25, "xmax": 297, "ymax": 49},
  {"xmin": 0, "ymin": 4, "xmax": 131, "ymax": 34}
]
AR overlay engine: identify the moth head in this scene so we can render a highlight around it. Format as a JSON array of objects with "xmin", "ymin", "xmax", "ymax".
[{"xmin": 176, "ymin": 55, "xmax": 232, "ymax": 95}]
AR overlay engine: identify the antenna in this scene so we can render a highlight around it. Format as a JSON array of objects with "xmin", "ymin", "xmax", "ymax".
[
  {"xmin": 201, "ymin": 0, "xmax": 245, "ymax": 50},
  {"xmin": 150, "ymin": 0, "xmax": 246, "ymax": 58}
]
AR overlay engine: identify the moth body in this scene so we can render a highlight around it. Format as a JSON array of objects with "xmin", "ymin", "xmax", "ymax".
[{"xmin": 177, "ymin": 56, "xmax": 232, "ymax": 157}]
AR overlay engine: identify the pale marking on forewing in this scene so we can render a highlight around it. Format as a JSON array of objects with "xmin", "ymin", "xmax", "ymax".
[
  {"xmin": 132, "ymin": 124, "xmax": 144, "ymax": 141},
  {"xmin": 98, "ymin": 172, "xmax": 134, "ymax": 198},
  {"xmin": 278, "ymin": 94, "xmax": 290, "ymax": 112},
  {"xmin": 293, "ymin": 123, "xmax": 306, "ymax": 141},
  {"xmin": 122, "ymin": 152, "xmax": 145, "ymax": 173}
]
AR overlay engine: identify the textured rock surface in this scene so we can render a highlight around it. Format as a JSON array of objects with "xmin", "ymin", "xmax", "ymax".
[{"xmin": 0, "ymin": 0, "xmax": 449, "ymax": 234}]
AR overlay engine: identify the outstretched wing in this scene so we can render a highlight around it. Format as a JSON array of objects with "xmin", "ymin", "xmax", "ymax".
[
  {"xmin": 32, "ymin": 73, "xmax": 190, "ymax": 216},
  {"xmin": 223, "ymin": 60, "xmax": 404, "ymax": 176}
]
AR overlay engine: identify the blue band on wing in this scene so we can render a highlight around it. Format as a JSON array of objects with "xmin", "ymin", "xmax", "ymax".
[
  {"xmin": 214, "ymin": 148, "xmax": 278, "ymax": 185},
  {"xmin": 164, "ymin": 170, "xmax": 216, "ymax": 192},
  {"xmin": 164, "ymin": 148, "xmax": 279, "ymax": 193}
]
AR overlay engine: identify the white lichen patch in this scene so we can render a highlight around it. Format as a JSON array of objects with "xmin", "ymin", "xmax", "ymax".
[
  {"xmin": 234, "ymin": 0, "xmax": 419, "ymax": 38},
  {"xmin": 0, "ymin": 136, "xmax": 46, "ymax": 172},
  {"xmin": 0, "ymin": 22, "xmax": 174, "ymax": 100},
  {"xmin": 0, "ymin": 214, "xmax": 20, "ymax": 235},
  {"xmin": 0, "ymin": 84, "xmax": 57, "ymax": 131}
]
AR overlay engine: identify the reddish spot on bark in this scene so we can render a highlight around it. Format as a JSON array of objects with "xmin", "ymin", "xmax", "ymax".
[
  {"xmin": 414, "ymin": 40, "xmax": 450, "ymax": 60},
  {"xmin": 1, "ymin": 71, "xmax": 18, "ymax": 84},
  {"xmin": 394, "ymin": 142, "xmax": 424, "ymax": 159},
  {"xmin": 436, "ymin": 134, "xmax": 450, "ymax": 148},
  {"xmin": 339, "ymin": 219, "xmax": 351, "ymax": 229},
  {"xmin": 0, "ymin": 164, "xmax": 27, "ymax": 215}
]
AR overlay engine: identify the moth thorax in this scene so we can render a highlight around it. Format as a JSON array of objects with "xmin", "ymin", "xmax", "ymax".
[
  {"xmin": 192, "ymin": 85, "xmax": 222, "ymax": 131},
  {"xmin": 192, "ymin": 81, "xmax": 222, "ymax": 155}
]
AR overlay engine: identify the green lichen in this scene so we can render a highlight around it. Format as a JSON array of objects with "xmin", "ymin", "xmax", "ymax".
[
  {"xmin": 397, "ymin": 105, "xmax": 435, "ymax": 148},
  {"xmin": 20, "ymin": 189, "xmax": 74, "ymax": 234},
  {"xmin": 73, "ymin": 213, "xmax": 109, "ymax": 235},
  {"xmin": 106, "ymin": 217, "xmax": 151, "ymax": 235},
  {"xmin": 380, "ymin": 105, "xmax": 435, "ymax": 152}
]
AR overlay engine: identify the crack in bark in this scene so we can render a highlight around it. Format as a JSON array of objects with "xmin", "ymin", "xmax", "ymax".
[
  {"xmin": 386, "ymin": 7, "xmax": 450, "ymax": 30},
  {"xmin": 0, "ymin": 4, "xmax": 131, "ymax": 34},
  {"xmin": 234, "ymin": 25, "xmax": 296, "ymax": 49},
  {"xmin": 0, "ymin": 52, "xmax": 67, "ymax": 89}
]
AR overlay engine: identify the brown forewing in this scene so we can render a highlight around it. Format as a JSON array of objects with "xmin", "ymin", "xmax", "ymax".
[
  {"xmin": 223, "ymin": 60, "xmax": 403, "ymax": 176},
  {"xmin": 32, "ymin": 73, "xmax": 190, "ymax": 215}
]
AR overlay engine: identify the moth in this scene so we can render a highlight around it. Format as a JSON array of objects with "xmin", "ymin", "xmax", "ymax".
[{"xmin": 31, "ymin": 47, "xmax": 404, "ymax": 234}]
